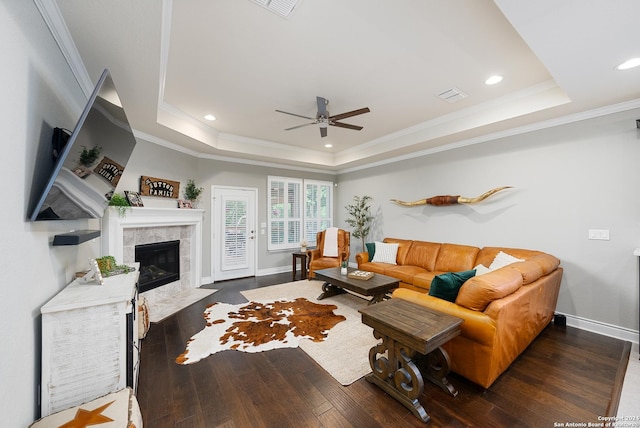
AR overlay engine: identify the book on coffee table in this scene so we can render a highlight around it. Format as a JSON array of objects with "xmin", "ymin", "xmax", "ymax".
[{"xmin": 348, "ymin": 270, "xmax": 374, "ymax": 280}]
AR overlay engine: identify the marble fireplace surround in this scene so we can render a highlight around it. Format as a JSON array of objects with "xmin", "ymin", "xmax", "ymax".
[{"xmin": 102, "ymin": 207, "xmax": 204, "ymax": 298}]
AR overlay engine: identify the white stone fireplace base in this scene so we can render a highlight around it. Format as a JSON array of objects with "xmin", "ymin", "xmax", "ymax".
[{"xmin": 102, "ymin": 207, "xmax": 204, "ymax": 305}]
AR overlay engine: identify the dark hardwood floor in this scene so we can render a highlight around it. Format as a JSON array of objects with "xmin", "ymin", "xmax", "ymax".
[{"xmin": 137, "ymin": 273, "xmax": 631, "ymax": 427}]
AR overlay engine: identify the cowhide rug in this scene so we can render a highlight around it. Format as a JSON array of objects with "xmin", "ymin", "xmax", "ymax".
[{"xmin": 176, "ymin": 298, "xmax": 346, "ymax": 364}]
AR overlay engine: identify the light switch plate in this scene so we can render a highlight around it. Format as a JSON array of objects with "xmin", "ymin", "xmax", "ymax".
[{"xmin": 588, "ymin": 229, "xmax": 610, "ymax": 240}]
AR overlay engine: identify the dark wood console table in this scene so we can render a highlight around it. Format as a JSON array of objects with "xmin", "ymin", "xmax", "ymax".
[{"xmin": 359, "ymin": 298, "xmax": 463, "ymax": 423}]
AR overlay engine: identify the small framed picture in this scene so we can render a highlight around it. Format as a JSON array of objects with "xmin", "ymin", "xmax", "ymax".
[
  {"xmin": 125, "ymin": 191, "xmax": 144, "ymax": 207},
  {"xmin": 178, "ymin": 199, "xmax": 193, "ymax": 209},
  {"xmin": 79, "ymin": 259, "xmax": 104, "ymax": 285}
]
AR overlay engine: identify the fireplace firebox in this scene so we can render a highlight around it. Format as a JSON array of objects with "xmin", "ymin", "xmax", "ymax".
[{"xmin": 135, "ymin": 240, "xmax": 180, "ymax": 293}]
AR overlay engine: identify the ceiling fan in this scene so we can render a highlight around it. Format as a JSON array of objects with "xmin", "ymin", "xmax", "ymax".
[{"xmin": 276, "ymin": 96, "xmax": 370, "ymax": 137}]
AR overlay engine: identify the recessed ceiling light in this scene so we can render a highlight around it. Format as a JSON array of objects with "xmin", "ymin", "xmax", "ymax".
[
  {"xmin": 615, "ymin": 58, "xmax": 640, "ymax": 70},
  {"xmin": 324, "ymin": 143, "xmax": 333, "ymax": 148},
  {"xmin": 204, "ymin": 114, "xmax": 216, "ymax": 121},
  {"xmin": 485, "ymin": 75, "xmax": 503, "ymax": 85}
]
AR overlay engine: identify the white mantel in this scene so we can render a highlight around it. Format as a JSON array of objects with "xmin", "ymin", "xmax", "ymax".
[{"xmin": 102, "ymin": 207, "xmax": 204, "ymax": 288}]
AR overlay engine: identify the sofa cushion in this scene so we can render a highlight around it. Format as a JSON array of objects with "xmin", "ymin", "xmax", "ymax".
[
  {"xmin": 403, "ymin": 241, "xmax": 441, "ymax": 271},
  {"xmin": 489, "ymin": 251, "xmax": 524, "ymax": 270},
  {"xmin": 530, "ymin": 254, "xmax": 561, "ymax": 275},
  {"xmin": 429, "ymin": 270, "xmax": 476, "ymax": 302},
  {"xmin": 365, "ymin": 242, "xmax": 376, "ymax": 261},
  {"xmin": 413, "ymin": 271, "xmax": 441, "ymax": 290},
  {"xmin": 455, "ymin": 267, "xmax": 523, "ymax": 311},
  {"xmin": 383, "ymin": 238, "xmax": 413, "ymax": 265},
  {"xmin": 372, "ymin": 241, "xmax": 399, "ymax": 264},
  {"xmin": 434, "ymin": 243, "xmax": 480, "ymax": 272},
  {"xmin": 473, "ymin": 264, "xmax": 491, "ymax": 276},
  {"xmin": 358, "ymin": 262, "xmax": 391, "ymax": 275},
  {"xmin": 475, "ymin": 247, "xmax": 543, "ymax": 269},
  {"xmin": 385, "ymin": 265, "xmax": 428, "ymax": 284},
  {"xmin": 508, "ymin": 260, "xmax": 544, "ymax": 285}
]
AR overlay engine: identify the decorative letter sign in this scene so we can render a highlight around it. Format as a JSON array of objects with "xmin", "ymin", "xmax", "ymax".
[
  {"xmin": 139, "ymin": 175, "xmax": 180, "ymax": 199},
  {"xmin": 94, "ymin": 156, "xmax": 125, "ymax": 186}
]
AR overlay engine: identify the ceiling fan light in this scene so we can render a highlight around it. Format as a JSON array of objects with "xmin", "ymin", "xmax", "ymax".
[
  {"xmin": 615, "ymin": 57, "xmax": 640, "ymax": 70},
  {"xmin": 324, "ymin": 143, "xmax": 332, "ymax": 148},
  {"xmin": 485, "ymin": 75, "xmax": 503, "ymax": 85},
  {"xmin": 319, "ymin": 122, "xmax": 328, "ymax": 128}
]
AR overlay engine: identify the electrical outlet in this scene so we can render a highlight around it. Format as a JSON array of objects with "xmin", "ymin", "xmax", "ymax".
[{"xmin": 588, "ymin": 229, "xmax": 610, "ymax": 240}]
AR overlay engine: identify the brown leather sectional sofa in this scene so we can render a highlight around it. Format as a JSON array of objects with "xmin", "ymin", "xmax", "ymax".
[{"xmin": 356, "ymin": 237, "xmax": 562, "ymax": 388}]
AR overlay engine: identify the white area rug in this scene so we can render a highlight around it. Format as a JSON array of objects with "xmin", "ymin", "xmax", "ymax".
[
  {"xmin": 147, "ymin": 288, "xmax": 217, "ymax": 323},
  {"xmin": 241, "ymin": 280, "xmax": 377, "ymax": 385}
]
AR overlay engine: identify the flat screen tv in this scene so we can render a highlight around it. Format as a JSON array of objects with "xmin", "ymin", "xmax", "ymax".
[{"xmin": 29, "ymin": 69, "xmax": 137, "ymax": 221}]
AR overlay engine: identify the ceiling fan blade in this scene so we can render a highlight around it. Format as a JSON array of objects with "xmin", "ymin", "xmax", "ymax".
[
  {"xmin": 330, "ymin": 121, "xmax": 364, "ymax": 131},
  {"xmin": 316, "ymin": 96, "xmax": 328, "ymax": 117},
  {"xmin": 276, "ymin": 109, "xmax": 315, "ymax": 120},
  {"xmin": 285, "ymin": 122, "xmax": 316, "ymax": 131},
  {"xmin": 320, "ymin": 126, "xmax": 328, "ymax": 138},
  {"xmin": 329, "ymin": 107, "xmax": 370, "ymax": 122}
]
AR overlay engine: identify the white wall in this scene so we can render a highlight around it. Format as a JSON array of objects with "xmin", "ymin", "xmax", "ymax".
[
  {"xmin": 116, "ymin": 142, "xmax": 338, "ymax": 278},
  {"xmin": 337, "ymin": 108, "xmax": 640, "ymax": 334},
  {"xmin": 195, "ymin": 159, "xmax": 336, "ymax": 276},
  {"xmin": 0, "ymin": 1, "xmax": 101, "ymax": 425},
  {"xmin": 114, "ymin": 138, "xmax": 199, "ymax": 209}
]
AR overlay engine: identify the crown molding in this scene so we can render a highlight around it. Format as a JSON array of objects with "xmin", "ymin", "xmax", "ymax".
[{"xmin": 337, "ymin": 98, "xmax": 640, "ymax": 174}]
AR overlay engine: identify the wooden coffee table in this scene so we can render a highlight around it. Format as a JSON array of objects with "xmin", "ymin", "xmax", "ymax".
[
  {"xmin": 314, "ymin": 267, "xmax": 399, "ymax": 305},
  {"xmin": 359, "ymin": 298, "xmax": 463, "ymax": 423}
]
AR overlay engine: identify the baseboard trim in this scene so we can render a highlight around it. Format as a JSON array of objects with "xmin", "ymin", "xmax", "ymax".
[
  {"xmin": 257, "ymin": 266, "xmax": 291, "ymax": 276},
  {"xmin": 557, "ymin": 312, "xmax": 639, "ymax": 344}
]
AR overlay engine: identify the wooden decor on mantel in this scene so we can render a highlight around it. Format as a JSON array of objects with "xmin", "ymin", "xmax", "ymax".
[{"xmin": 139, "ymin": 175, "xmax": 180, "ymax": 198}]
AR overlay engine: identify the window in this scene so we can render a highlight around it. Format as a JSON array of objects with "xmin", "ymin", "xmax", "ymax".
[
  {"xmin": 268, "ymin": 176, "xmax": 333, "ymax": 250},
  {"xmin": 305, "ymin": 180, "xmax": 332, "ymax": 247}
]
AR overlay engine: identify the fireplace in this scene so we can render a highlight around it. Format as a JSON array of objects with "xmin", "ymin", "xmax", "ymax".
[
  {"xmin": 102, "ymin": 207, "xmax": 205, "ymax": 303},
  {"xmin": 135, "ymin": 240, "xmax": 180, "ymax": 293}
]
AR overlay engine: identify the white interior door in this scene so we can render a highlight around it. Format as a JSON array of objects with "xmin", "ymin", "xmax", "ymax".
[{"xmin": 212, "ymin": 186, "xmax": 257, "ymax": 281}]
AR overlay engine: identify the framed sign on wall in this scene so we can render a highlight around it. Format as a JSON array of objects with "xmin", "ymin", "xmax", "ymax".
[{"xmin": 139, "ymin": 175, "xmax": 180, "ymax": 198}]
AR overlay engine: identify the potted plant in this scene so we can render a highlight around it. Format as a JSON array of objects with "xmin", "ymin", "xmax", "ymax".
[
  {"xmin": 183, "ymin": 179, "xmax": 204, "ymax": 208},
  {"xmin": 108, "ymin": 192, "xmax": 130, "ymax": 217},
  {"xmin": 345, "ymin": 195, "xmax": 373, "ymax": 253},
  {"xmin": 74, "ymin": 145, "xmax": 102, "ymax": 178}
]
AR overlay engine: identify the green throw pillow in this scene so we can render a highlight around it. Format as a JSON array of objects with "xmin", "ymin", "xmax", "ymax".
[
  {"xmin": 428, "ymin": 270, "xmax": 477, "ymax": 302},
  {"xmin": 365, "ymin": 242, "xmax": 376, "ymax": 261}
]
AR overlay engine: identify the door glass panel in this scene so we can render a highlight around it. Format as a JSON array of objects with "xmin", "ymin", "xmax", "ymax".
[{"xmin": 223, "ymin": 198, "xmax": 247, "ymax": 270}]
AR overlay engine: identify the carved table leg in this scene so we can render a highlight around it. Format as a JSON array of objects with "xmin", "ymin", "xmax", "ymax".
[
  {"xmin": 368, "ymin": 293, "xmax": 386, "ymax": 305},
  {"xmin": 317, "ymin": 282, "xmax": 347, "ymax": 300},
  {"xmin": 420, "ymin": 347, "xmax": 458, "ymax": 397},
  {"xmin": 365, "ymin": 330, "xmax": 430, "ymax": 423}
]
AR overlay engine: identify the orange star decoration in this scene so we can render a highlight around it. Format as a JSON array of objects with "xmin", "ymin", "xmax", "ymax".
[{"xmin": 59, "ymin": 400, "xmax": 115, "ymax": 428}]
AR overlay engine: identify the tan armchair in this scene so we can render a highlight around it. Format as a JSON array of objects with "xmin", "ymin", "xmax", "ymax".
[{"xmin": 308, "ymin": 229, "xmax": 350, "ymax": 279}]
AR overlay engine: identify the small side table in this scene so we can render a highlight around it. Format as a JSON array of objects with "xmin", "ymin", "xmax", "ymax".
[
  {"xmin": 359, "ymin": 298, "xmax": 463, "ymax": 423},
  {"xmin": 292, "ymin": 251, "xmax": 309, "ymax": 281}
]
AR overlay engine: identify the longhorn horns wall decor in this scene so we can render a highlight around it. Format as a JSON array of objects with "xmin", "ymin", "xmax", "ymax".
[{"xmin": 390, "ymin": 186, "xmax": 512, "ymax": 207}]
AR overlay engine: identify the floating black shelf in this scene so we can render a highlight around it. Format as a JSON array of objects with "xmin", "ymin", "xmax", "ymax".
[{"xmin": 52, "ymin": 230, "xmax": 101, "ymax": 246}]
